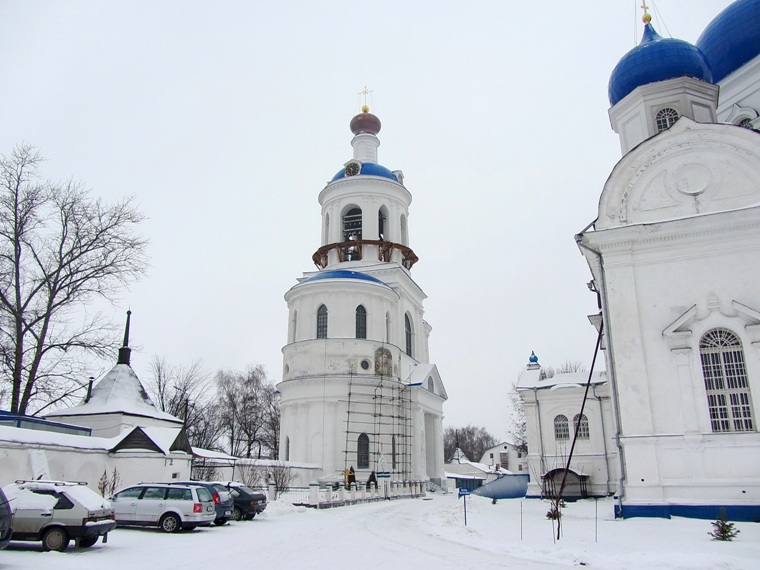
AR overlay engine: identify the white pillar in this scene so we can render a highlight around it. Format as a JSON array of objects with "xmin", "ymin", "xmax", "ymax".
[{"xmin": 309, "ymin": 482, "xmax": 319, "ymax": 507}]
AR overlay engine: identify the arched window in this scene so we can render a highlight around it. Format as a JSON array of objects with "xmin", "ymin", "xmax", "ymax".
[
  {"xmin": 700, "ymin": 328, "xmax": 754, "ymax": 432},
  {"xmin": 427, "ymin": 377, "xmax": 434, "ymax": 393},
  {"xmin": 385, "ymin": 312, "xmax": 391, "ymax": 344},
  {"xmin": 378, "ymin": 206, "xmax": 388, "ymax": 240},
  {"xmin": 316, "ymin": 305, "xmax": 328, "ymax": 339},
  {"xmin": 554, "ymin": 415, "xmax": 569, "ymax": 440},
  {"xmin": 392, "ymin": 435, "xmax": 397, "ymax": 469},
  {"xmin": 290, "ymin": 310, "xmax": 297, "ymax": 343},
  {"xmin": 574, "ymin": 414, "xmax": 590, "ymax": 439},
  {"xmin": 355, "ymin": 305, "xmax": 367, "ymax": 339},
  {"xmin": 343, "ymin": 207, "xmax": 362, "ymax": 240},
  {"xmin": 655, "ymin": 107, "xmax": 679, "ymax": 132},
  {"xmin": 357, "ymin": 433, "xmax": 370, "ymax": 469},
  {"xmin": 739, "ymin": 117, "xmax": 753, "ymax": 129},
  {"xmin": 400, "ymin": 214, "xmax": 408, "ymax": 246},
  {"xmin": 285, "ymin": 436, "xmax": 290, "ymax": 461},
  {"xmin": 323, "ymin": 213, "xmax": 330, "ymax": 245},
  {"xmin": 405, "ymin": 314, "xmax": 413, "ymax": 357}
]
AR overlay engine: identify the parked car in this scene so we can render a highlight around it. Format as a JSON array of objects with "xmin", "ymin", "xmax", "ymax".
[
  {"xmin": 169, "ymin": 481, "xmax": 233, "ymax": 525},
  {"xmin": 0, "ymin": 487, "xmax": 12, "ymax": 550},
  {"xmin": 211, "ymin": 482, "xmax": 267, "ymax": 521},
  {"xmin": 110, "ymin": 483, "xmax": 215, "ymax": 532},
  {"xmin": 2, "ymin": 480, "xmax": 116, "ymax": 551}
]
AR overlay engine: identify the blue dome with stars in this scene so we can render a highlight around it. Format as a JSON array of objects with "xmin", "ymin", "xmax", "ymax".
[
  {"xmin": 331, "ymin": 162, "xmax": 399, "ymax": 183},
  {"xmin": 608, "ymin": 23, "xmax": 712, "ymax": 106},
  {"xmin": 697, "ymin": 0, "xmax": 760, "ymax": 83}
]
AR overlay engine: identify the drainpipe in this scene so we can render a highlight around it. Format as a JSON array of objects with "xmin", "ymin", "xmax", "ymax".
[
  {"xmin": 592, "ymin": 384, "xmax": 612, "ymax": 495},
  {"xmin": 575, "ymin": 225, "xmax": 627, "ymax": 514},
  {"xmin": 533, "ymin": 387, "xmax": 546, "ymax": 477}
]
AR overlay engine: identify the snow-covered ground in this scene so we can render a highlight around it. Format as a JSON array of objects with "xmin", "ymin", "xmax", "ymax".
[{"xmin": 2, "ymin": 493, "xmax": 758, "ymax": 569}]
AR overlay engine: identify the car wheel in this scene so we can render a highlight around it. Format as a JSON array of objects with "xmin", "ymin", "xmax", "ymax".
[
  {"xmin": 243, "ymin": 513, "xmax": 254, "ymax": 521},
  {"xmin": 42, "ymin": 527, "xmax": 69, "ymax": 552},
  {"xmin": 78, "ymin": 536, "xmax": 99, "ymax": 548},
  {"xmin": 214, "ymin": 518, "xmax": 228, "ymax": 526},
  {"xmin": 160, "ymin": 513, "xmax": 181, "ymax": 533},
  {"xmin": 232, "ymin": 507, "xmax": 242, "ymax": 521}
]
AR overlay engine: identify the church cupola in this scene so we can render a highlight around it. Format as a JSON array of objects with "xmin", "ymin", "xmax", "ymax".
[
  {"xmin": 314, "ymin": 107, "xmax": 418, "ymax": 271},
  {"xmin": 350, "ymin": 106, "xmax": 382, "ymax": 163},
  {"xmin": 608, "ymin": 8, "xmax": 718, "ymax": 155}
]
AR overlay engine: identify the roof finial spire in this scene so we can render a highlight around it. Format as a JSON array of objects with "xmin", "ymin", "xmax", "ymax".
[
  {"xmin": 117, "ymin": 310, "xmax": 132, "ymax": 365},
  {"xmin": 358, "ymin": 86, "xmax": 373, "ymax": 113},
  {"xmin": 641, "ymin": 1, "xmax": 652, "ymax": 24}
]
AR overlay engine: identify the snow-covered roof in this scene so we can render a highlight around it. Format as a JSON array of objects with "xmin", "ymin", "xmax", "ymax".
[
  {"xmin": 0, "ymin": 424, "xmax": 185, "ymax": 456},
  {"xmin": 445, "ymin": 472, "xmax": 485, "ymax": 481},
  {"xmin": 192, "ymin": 447, "xmax": 238, "ymax": 462},
  {"xmin": 46, "ymin": 363, "xmax": 181, "ymax": 424},
  {"xmin": 517, "ymin": 368, "xmax": 607, "ymax": 390},
  {"xmin": 406, "ymin": 363, "xmax": 448, "ymax": 399}
]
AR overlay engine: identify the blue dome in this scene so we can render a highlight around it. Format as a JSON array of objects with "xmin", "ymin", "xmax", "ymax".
[
  {"xmin": 697, "ymin": 0, "xmax": 760, "ymax": 83},
  {"xmin": 608, "ymin": 24, "xmax": 712, "ymax": 106},
  {"xmin": 331, "ymin": 162, "xmax": 399, "ymax": 183},
  {"xmin": 302, "ymin": 270, "xmax": 387, "ymax": 286}
]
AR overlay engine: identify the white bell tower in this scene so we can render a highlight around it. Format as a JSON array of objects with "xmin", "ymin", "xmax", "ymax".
[{"xmin": 277, "ymin": 106, "xmax": 447, "ymax": 490}]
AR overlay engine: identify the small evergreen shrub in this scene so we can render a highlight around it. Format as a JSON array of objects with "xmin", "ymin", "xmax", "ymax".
[{"xmin": 708, "ymin": 510, "xmax": 740, "ymax": 541}]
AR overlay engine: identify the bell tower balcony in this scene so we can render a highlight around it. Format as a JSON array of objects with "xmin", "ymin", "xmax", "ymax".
[{"xmin": 312, "ymin": 239, "xmax": 418, "ymax": 270}]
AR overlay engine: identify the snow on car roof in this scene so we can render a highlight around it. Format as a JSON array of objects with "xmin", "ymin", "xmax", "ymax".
[
  {"xmin": 4, "ymin": 481, "xmax": 111, "ymax": 511},
  {"xmin": 61, "ymin": 485, "xmax": 111, "ymax": 510},
  {"xmin": 3, "ymin": 484, "xmax": 58, "ymax": 511}
]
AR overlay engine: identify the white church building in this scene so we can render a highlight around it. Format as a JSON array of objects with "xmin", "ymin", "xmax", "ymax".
[
  {"xmin": 573, "ymin": 0, "xmax": 760, "ymax": 520},
  {"xmin": 277, "ymin": 107, "xmax": 447, "ymax": 489}
]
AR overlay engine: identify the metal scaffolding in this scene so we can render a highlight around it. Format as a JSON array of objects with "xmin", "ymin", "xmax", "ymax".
[{"xmin": 342, "ymin": 374, "xmax": 412, "ymax": 481}]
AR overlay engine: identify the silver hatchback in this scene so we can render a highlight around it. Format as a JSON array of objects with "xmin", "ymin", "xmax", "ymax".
[
  {"xmin": 110, "ymin": 483, "xmax": 215, "ymax": 532},
  {"xmin": 3, "ymin": 480, "xmax": 116, "ymax": 551}
]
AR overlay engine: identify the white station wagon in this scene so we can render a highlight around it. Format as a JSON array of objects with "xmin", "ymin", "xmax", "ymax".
[{"xmin": 110, "ymin": 483, "xmax": 215, "ymax": 532}]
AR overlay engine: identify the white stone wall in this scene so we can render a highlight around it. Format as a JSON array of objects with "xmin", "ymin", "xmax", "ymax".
[
  {"xmin": 579, "ymin": 121, "xmax": 760, "ymax": 509},
  {"xmin": 0, "ymin": 440, "xmax": 191, "ymax": 491}
]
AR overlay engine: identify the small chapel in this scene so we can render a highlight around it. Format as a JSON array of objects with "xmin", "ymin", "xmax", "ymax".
[
  {"xmin": 571, "ymin": 0, "xmax": 760, "ymax": 520},
  {"xmin": 276, "ymin": 107, "xmax": 447, "ymax": 489}
]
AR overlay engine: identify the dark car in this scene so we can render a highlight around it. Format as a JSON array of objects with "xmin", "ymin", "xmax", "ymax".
[
  {"xmin": 170, "ymin": 482, "xmax": 233, "ymax": 525},
  {"xmin": 211, "ymin": 482, "xmax": 267, "ymax": 521},
  {"xmin": 0, "ymin": 487, "xmax": 12, "ymax": 550}
]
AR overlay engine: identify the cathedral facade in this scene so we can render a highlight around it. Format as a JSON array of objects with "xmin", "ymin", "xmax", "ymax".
[
  {"xmin": 576, "ymin": 0, "xmax": 760, "ymax": 520},
  {"xmin": 277, "ymin": 108, "xmax": 447, "ymax": 489}
]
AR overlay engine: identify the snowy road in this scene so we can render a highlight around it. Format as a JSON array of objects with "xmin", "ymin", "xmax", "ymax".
[{"xmin": 2, "ymin": 494, "xmax": 758, "ymax": 569}]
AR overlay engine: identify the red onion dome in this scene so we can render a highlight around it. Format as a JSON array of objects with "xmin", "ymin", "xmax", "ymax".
[{"xmin": 350, "ymin": 105, "xmax": 381, "ymax": 135}]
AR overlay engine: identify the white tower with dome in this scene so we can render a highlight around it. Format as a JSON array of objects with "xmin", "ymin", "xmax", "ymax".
[{"xmin": 277, "ymin": 106, "xmax": 447, "ymax": 489}]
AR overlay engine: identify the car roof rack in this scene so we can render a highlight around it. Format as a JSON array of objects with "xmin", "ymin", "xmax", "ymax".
[{"xmin": 15, "ymin": 480, "xmax": 87, "ymax": 486}]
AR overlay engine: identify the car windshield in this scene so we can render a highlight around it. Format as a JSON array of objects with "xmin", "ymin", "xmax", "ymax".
[{"xmin": 196, "ymin": 487, "xmax": 212, "ymax": 502}]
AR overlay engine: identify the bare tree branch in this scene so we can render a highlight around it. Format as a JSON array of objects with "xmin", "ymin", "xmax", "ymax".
[{"xmin": 0, "ymin": 144, "xmax": 148, "ymax": 414}]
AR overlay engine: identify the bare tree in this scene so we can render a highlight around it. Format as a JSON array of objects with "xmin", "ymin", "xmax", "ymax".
[
  {"xmin": 0, "ymin": 145, "xmax": 147, "ymax": 414},
  {"xmin": 443, "ymin": 425, "xmax": 498, "ymax": 464},
  {"xmin": 235, "ymin": 463, "xmax": 266, "ymax": 487},
  {"xmin": 508, "ymin": 382, "xmax": 528, "ymax": 451},
  {"xmin": 270, "ymin": 462, "xmax": 296, "ymax": 499},
  {"xmin": 217, "ymin": 365, "xmax": 279, "ymax": 459},
  {"xmin": 147, "ymin": 356, "xmax": 224, "ymax": 451}
]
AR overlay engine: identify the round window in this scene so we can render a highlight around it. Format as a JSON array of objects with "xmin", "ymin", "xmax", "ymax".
[{"xmin": 360, "ymin": 359, "xmax": 370, "ymax": 370}]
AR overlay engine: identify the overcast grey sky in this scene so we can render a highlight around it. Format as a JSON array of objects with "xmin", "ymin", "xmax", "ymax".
[{"xmin": 0, "ymin": 1, "xmax": 735, "ymax": 440}]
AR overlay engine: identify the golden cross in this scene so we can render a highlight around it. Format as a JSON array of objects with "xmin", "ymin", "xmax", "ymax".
[
  {"xmin": 641, "ymin": 1, "xmax": 649, "ymax": 16},
  {"xmin": 358, "ymin": 86, "xmax": 373, "ymax": 106}
]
